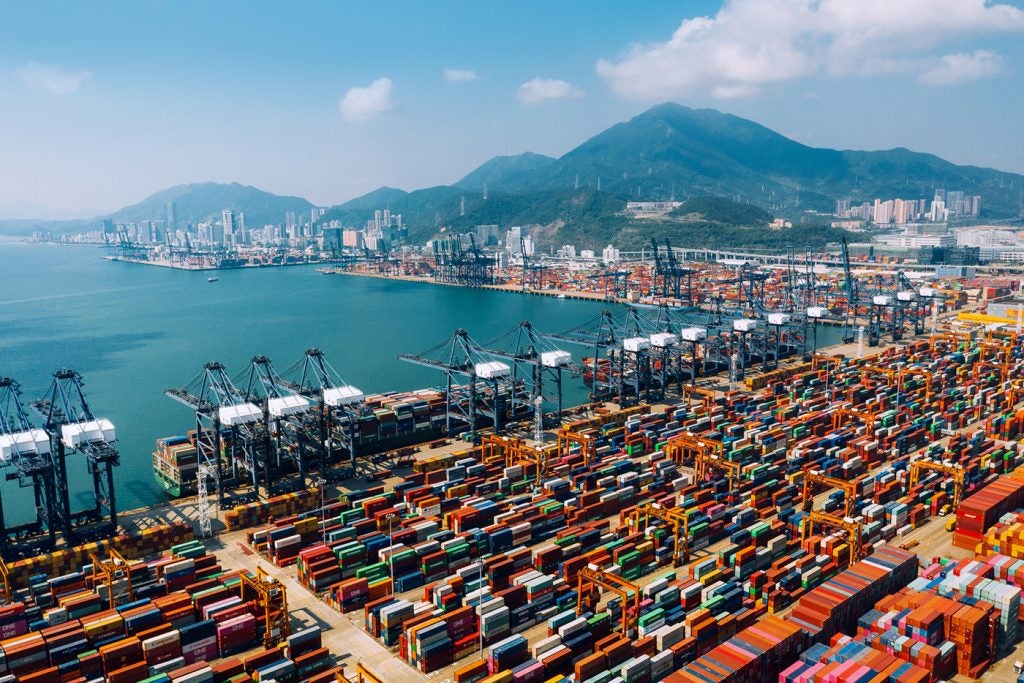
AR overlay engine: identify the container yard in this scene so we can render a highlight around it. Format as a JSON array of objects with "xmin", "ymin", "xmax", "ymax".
[
  {"xmin": 109, "ymin": 324, "xmax": 1024, "ymax": 683},
  {"xmin": 9, "ymin": 256, "xmax": 1024, "ymax": 682}
]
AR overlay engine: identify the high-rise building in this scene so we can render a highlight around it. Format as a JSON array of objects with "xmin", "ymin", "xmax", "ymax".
[
  {"xmin": 383, "ymin": 209, "xmax": 391, "ymax": 227},
  {"xmin": 506, "ymin": 226, "xmax": 523, "ymax": 253},
  {"xmin": 873, "ymin": 199, "xmax": 893, "ymax": 225},
  {"xmin": 165, "ymin": 202, "xmax": 177, "ymax": 232},
  {"xmin": 221, "ymin": 209, "xmax": 235, "ymax": 242}
]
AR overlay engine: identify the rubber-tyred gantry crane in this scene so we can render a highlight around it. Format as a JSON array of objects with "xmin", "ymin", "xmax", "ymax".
[
  {"xmin": 801, "ymin": 468, "xmax": 860, "ymax": 518},
  {"xmin": 909, "ymin": 458, "xmax": 966, "ymax": 508},
  {"xmin": 630, "ymin": 501, "xmax": 692, "ymax": 565},
  {"xmin": 90, "ymin": 547, "xmax": 135, "ymax": 608},
  {"xmin": 802, "ymin": 510, "xmax": 864, "ymax": 564},
  {"xmin": 831, "ymin": 406, "xmax": 877, "ymax": 431},
  {"xmin": 694, "ymin": 452, "xmax": 741, "ymax": 491},
  {"xmin": 576, "ymin": 565, "xmax": 641, "ymax": 635},
  {"xmin": 240, "ymin": 565, "xmax": 290, "ymax": 648},
  {"xmin": 662, "ymin": 433, "xmax": 722, "ymax": 468}
]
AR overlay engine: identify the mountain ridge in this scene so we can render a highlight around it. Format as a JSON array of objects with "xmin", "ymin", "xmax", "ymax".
[{"xmin": 320, "ymin": 102, "xmax": 1022, "ymax": 248}]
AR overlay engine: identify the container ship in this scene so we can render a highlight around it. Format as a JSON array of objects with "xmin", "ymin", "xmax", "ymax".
[{"xmin": 153, "ymin": 384, "xmax": 532, "ymax": 498}]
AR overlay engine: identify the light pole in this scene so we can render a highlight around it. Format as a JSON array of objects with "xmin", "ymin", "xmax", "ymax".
[
  {"xmin": 386, "ymin": 512, "xmax": 396, "ymax": 595},
  {"xmin": 314, "ymin": 477, "xmax": 326, "ymax": 546}
]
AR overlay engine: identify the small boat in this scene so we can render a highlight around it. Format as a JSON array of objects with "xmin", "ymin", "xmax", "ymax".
[
  {"xmin": 557, "ymin": 293, "xmax": 566, "ymax": 299},
  {"xmin": 207, "ymin": 276, "xmax": 219, "ymax": 282}
]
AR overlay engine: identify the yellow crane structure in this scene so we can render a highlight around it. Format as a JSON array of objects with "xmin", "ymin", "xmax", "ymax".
[
  {"xmin": 694, "ymin": 452, "xmax": 741, "ymax": 491},
  {"xmin": 557, "ymin": 428, "xmax": 597, "ymax": 466},
  {"xmin": 0, "ymin": 557, "xmax": 10, "ymax": 605},
  {"xmin": 812, "ymin": 354, "xmax": 846, "ymax": 372},
  {"xmin": 663, "ymin": 433, "xmax": 722, "ymax": 467},
  {"xmin": 240, "ymin": 566, "xmax": 290, "ymax": 648},
  {"xmin": 480, "ymin": 434, "xmax": 555, "ymax": 481},
  {"xmin": 576, "ymin": 566, "xmax": 641, "ymax": 635},
  {"xmin": 89, "ymin": 547, "xmax": 135, "ymax": 609},
  {"xmin": 930, "ymin": 330, "xmax": 973, "ymax": 352},
  {"xmin": 556, "ymin": 409, "xmax": 656, "ymax": 466},
  {"xmin": 831, "ymin": 407, "xmax": 876, "ymax": 431},
  {"xmin": 629, "ymin": 502, "xmax": 691, "ymax": 565},
  {"xmin": 802, "ymin": 510, "xmax": 865, "ymax": 564},
  {"xmin": 681, "ymin": 385, "xmax": 717, "ymax": 411},
  {"xmin": 801, "ymin": 469, "xmax": 860, "ymax": 518},
  {"xmin": 909, "ymin": 458, "xmax": 966, "ymax": 508},
  {"xmin": 957, "ymin": 311, "xmax": 1024, "ymax": 328},
  {"xmin": 337, "ymin": 663, "xmax": 386, "ymax": 683}
]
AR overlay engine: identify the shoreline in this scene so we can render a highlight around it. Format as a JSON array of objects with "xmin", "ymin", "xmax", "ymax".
[
  {"xmin": 106, "ymin": 255, "xmax": 350, "ymax": 271},
  {"xmin": 319, "ymin": 266, "xmax": 864, "ymax": 327}
]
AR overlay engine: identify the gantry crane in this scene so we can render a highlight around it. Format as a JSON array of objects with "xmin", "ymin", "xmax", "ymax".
[
  {"xmin": 662, "ymin": 433, "xmax": 722, "ymax": 468},
  {"xmin": 812, "ymin": 353, "xmax": 846, "ymax": 372},
  {"xmin": 0, "ymin": 376, "xmax": 62, "ymax": 556},
  {"xmin": 90, "ymin": 547, "xmax": 135, "ymax": 608},
  {"xmin": 650, "ymin": 238, "xmax": 694, "ymax": 304},
  {"xmin": 831, "ymin": 406, "xmax": 876, "ymax": 431},
  {"xmin": 909, "ymin": 458, "xmax": 966, "ymax": 508},
  {"xmin": 802, "ymin": 510, "xmax": 864, "ymax": 564},
  {"xmin": 477, "ymin": 321, "xmax": 575, "ymax": 424},
  {"xmin": 694, "ymin": 453, "xmax": 741, "ymax": 491},
  {"xmin": 337, "ymin": 662, "xmax": 386, "ymax": 683},
  {"xmin": 576, "ymin": 566, "xmax": 641, "ymax": 635},
  {"xmin": 284, "ymin": 348, "xmax": 365, "ymax": 468},
  {"xmin": 481, "ymin": 433, "xmax": 555, "ymax": 481},
  {"xmin": 0, "ymin": 557, "xmax": 10, "ymax": 603},
  {"xmin": 930, "ymin": 331, "xmax": 972, "ymax": 352},
  {"xmin": 544, "ymin": 310, "xmax": 622, "ymax": 401},
  {"xmin": 432, "ymin": 233, "xmax": 494, "ymax": 286},
  {"xmin": 520, "ymin": 236, "xmax": 549, "ymax": 291},
  {"xmin": 167, "ymin": 362, "xmax": 268, "ymax": 535},
  {"xmin": 630, "ymin": 502, "xmax": 691, "ymax": 565},
  {"xmin": 681, "ymin": 385, "xmax": 717, "ymax": 411},
  {"xmin": 32, "ymin": 369, "xmax": 120, "ymax": 542},
  {"xmin": 399, "ymin": 329, "xmax": 521, "ymax": 439},
  {"xmin": 557, "ymin": 427, "xmax": 597, "ymax": 467},
  {"xmin": 239, "ymin": 566, "xmax": 290, "ymax": 648},
  {"xmin": 801, "ymin": 468, "xmax": 859, "ymax": 518},
  {"xmin": 588, "ymin": 269, "xmax": 631, "ymax": 301},
  {"xmin": 241, "ymin": 355, "xmax": 316, "ymax": 492}
]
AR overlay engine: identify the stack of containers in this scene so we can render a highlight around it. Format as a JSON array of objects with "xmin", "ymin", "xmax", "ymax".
[
  {"xmin": 786, "ymin": 547, "xmax": 918, "ymax": 644},
  {"xmin": 953, "ymin": 476, "xmax": 1024, "ymax": 549},
  {"xmin": 664, "ymin": 615, "xmax": 806, "ymax": 683}
]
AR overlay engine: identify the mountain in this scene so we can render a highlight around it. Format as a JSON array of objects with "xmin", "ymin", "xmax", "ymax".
[
  {"xmin": 455, "ymin": 152, "xmax": 555, "ymax": 191},
  {"xmin": 320, "ymin": 102, "xmax": 1023, "ymax": 251},
  {"xmin": 0, "ymin": 181, "xmax": 318, "ymax": 236},
  {"xmin": 107, "ymin": 182, "xmax": 315, "ymax": 228},
  {"xmin": 469, "ymin": 103, "xmax": 1024, "ymax": 216}
]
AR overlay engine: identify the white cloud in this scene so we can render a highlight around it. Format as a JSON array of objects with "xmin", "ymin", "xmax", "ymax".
[
  {"xmin": 517, "ymin": 78, "xmax": 584, "ymax": 105},
  {"xmin": 919, "ymin": 50, "xmax": 1003, "ymax": 84},
  {"xmin": 597, "ymin": 0, "xmax": 1024, "ymax": 100},
  {"xmin": 15, "ymin": 62, "xmax": 90, "ymax": 95},
  {"xmin": 338, "ymin": 78, "xmax": 394, "ymax": 122},
  {"xmin": 443, "ymin": 68, "xmax": 480, "ymax": 82}
]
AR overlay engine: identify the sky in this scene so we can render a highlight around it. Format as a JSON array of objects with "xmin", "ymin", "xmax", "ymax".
[{"xmin": 1, "ymin": 0, "xmax": 1023, "ymax": 219}]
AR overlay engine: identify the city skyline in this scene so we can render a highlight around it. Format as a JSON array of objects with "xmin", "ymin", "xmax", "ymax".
[{"xmin": 2, "ymin": 0, "xmax": 1023, "ymax": 218}]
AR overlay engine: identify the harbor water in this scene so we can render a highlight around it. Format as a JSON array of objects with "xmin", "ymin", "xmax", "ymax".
[{"xmin": 0, "ymin": 242, "xmax": 844, "ymax": 521}]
